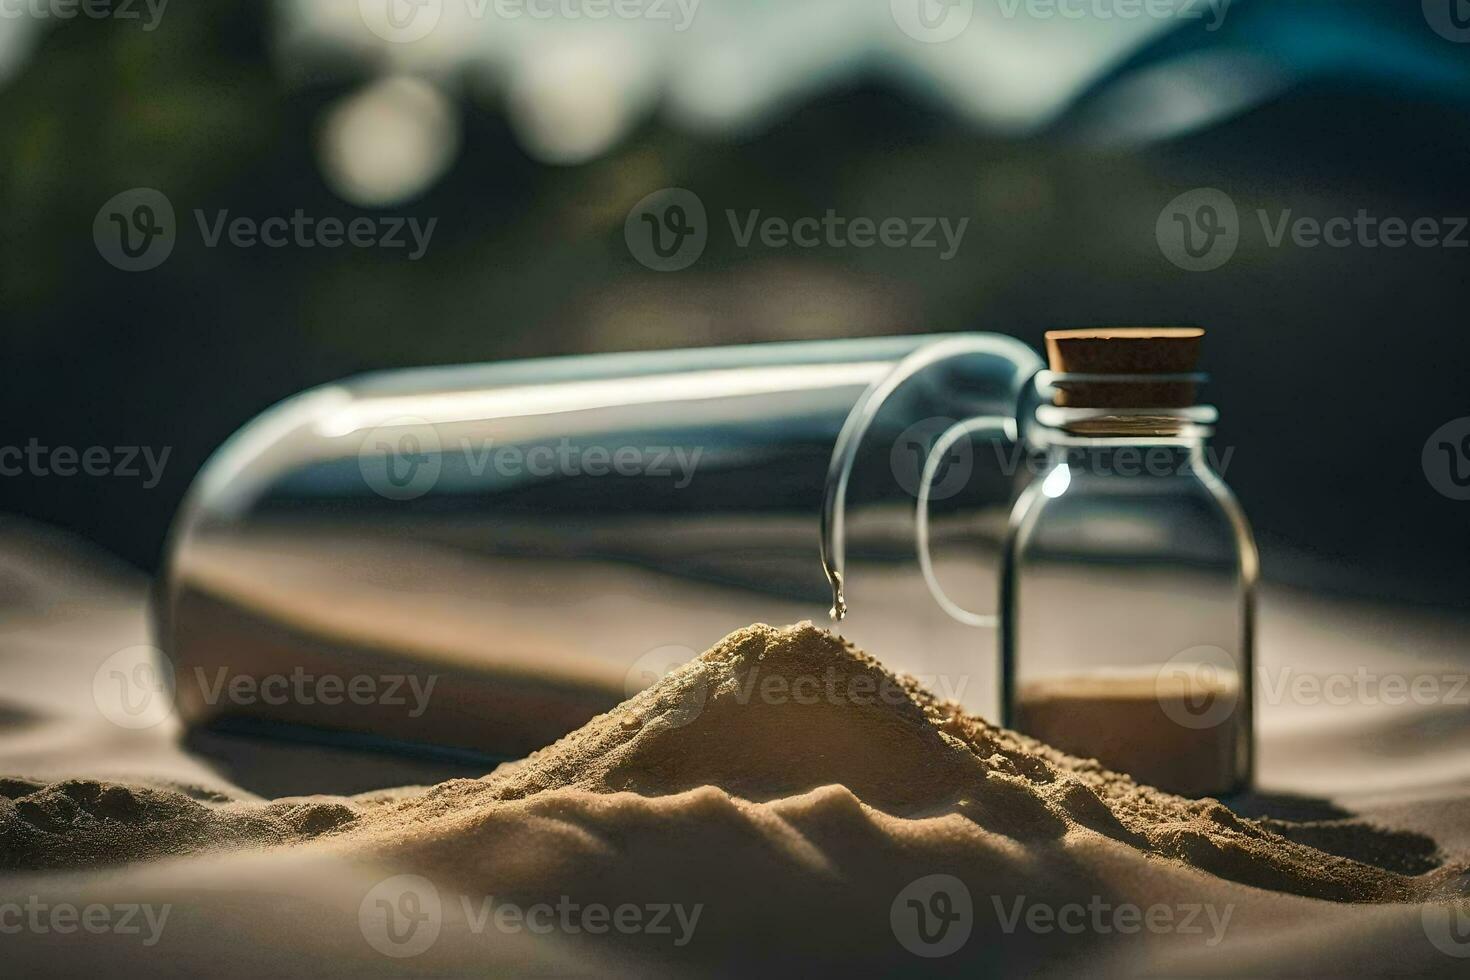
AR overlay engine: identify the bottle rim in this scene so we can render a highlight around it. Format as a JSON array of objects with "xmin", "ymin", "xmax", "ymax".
[{"xmin": 1031, "ymin": 371, "xmax": 1216, "ymax": 441}]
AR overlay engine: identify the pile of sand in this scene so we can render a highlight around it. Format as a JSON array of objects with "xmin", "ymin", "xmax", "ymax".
[
  {"xmin": 356, "ymin": 622, "xmax": 1447, "ymax": 902},
  {"xmin": 4, "ymin": 623, "xmax": 1465, "ymax": 972}
]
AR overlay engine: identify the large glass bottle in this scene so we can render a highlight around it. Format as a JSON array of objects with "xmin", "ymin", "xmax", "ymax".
[{"xmin": 160, "ymin": 333, "xmax": 1042, "ymax": 761}]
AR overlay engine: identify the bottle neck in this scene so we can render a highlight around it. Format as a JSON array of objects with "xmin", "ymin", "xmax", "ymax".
[{"xmin": 1028, "ymin": 401, "xmax": 1220, "ymax": 483}]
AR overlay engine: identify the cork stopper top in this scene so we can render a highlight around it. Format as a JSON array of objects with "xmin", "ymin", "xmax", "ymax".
[{"xmin": 1044, "ymin": 327, "xmax": 1203, "ymax": 409}]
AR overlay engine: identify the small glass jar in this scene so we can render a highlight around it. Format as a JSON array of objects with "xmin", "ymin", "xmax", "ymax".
[{"xmin": 998, "ymin": 388, "xmax": 1257, "ymax": 798}]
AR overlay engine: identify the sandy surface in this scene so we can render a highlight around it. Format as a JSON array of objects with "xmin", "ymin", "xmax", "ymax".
[{"xmin": 2, "ymin": 522, "xmax": 1470, "ymax": 977}]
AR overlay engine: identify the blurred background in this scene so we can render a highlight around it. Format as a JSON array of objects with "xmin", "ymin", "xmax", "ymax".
[{"xmin": 1, "ymin": 0, "xmax": 1468, "ymax": 607}]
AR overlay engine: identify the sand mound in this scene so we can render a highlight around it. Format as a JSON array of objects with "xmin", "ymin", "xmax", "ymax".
[
  {"xmin": 477, "ymin": 619, "xmax": 986, "ymax": 807},
  {"xmin": 1, "ymin": 624, "xmax": 1456, "ymax": 909},
  {"xmin": 361, "ymin": 623, "xmax": 1447, "ymax": 904}
]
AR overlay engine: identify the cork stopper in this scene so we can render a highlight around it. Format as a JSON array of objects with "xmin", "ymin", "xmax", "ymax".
[{"xmin": 1045, "ymin": 327, "xmax": 1203, "ymax": 409}]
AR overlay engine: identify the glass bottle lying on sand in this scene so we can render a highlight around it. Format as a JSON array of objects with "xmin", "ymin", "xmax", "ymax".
[{"xmin": 157, "ymin": 334, "xmax": 1042, "ymax": 762}]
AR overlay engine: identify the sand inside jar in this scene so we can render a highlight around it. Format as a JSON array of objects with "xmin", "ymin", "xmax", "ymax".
[{"xmin": 1015, "ymin": 665, "xmax": 1245, "ymax": 798}]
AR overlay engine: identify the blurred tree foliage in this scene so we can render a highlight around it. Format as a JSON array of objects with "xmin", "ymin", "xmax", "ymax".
[{"xmin": 1, "ymin": 1, "xmax": 1469, "ymax": 613}]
